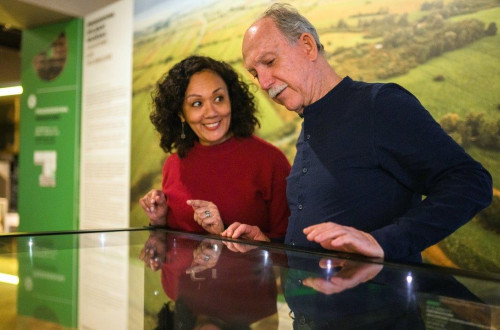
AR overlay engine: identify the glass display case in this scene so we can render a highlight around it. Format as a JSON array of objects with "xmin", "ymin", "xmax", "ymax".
[{"xmin": 0, "ymin": 228, "xmax": 499, "ymax": 329}]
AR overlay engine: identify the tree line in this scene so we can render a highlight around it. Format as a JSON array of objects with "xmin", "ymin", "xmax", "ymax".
[
  {"xmin": 439, "ymin": 112, "xmax": 500, "ymax": 151},
  {"xmin": 327, "ymin": 2, "xmax": 497, "ymax": 81}
]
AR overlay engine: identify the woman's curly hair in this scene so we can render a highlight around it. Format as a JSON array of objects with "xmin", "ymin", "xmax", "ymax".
[{"xmin": 151, "ymin": 55, "xmax": 260, "ymax": 158}]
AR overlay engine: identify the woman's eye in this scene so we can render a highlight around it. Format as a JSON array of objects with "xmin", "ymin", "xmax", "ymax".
[
  {"xmin": 192, "ymin": 101, "xmax": 201, "ymax": 107},
  {"xmin": 214, "ymin": 96, "xmax": 223, "ymax": 102}
]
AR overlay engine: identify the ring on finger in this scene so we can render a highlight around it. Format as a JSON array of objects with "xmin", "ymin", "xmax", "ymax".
[{"xmin": 204, "ymin": 210, "xmax": 211, "ymax": 218}]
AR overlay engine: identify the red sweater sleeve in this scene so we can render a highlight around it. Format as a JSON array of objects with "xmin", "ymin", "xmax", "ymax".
[{"xmin": 266, "ymin": 148, "xmax": 291, "ymax": 240}]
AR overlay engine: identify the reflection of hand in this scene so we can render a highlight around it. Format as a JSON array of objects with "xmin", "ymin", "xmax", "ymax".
[
  {"xmin": 221, "ymin": 222, "xmax": 270, "ymax": 242},
  {"xmin": 186, "ymin": 239, "xmax": 223, "ymax": 279},
  {"xmin": 139, "ymin": 231, "xmax": 167, "ymax": 271},
  {"xmin": 186, "ymin": 200, "xmax": 224, "ymax": 235},
  {"xmin": 139, "ymin": 189, "xmax": 168, "ymax": 225},
  {"xmin": 303, "ymin": 222, "xmax": 384, "ymax": 258},
  {"xmin": 222, "ymin": 241, "xmax": 258, "ymax": 253},
  {"xmin": 302, "ymin": 258, "xmax": 383, "ymax": 295}
]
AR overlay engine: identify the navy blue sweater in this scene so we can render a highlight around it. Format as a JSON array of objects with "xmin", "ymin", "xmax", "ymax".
[{"xmin": 285, "ymin": 76, "xmax": 492, "ymax": 262}]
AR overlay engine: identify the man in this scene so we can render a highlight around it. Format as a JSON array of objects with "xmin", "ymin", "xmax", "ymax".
[{"xmin": 222, "ymin": 3, "xmax": 492, "ymax": 262}]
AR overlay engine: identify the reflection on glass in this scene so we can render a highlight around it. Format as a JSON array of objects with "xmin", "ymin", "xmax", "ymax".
[
  {"xmin": 140, "ymin": 231, "xmax": 279, "ymax": 329},
  {"xmin": 0, "ymin": 229, "xmax": 498, "ymax": 329},
  {"xmin": 283, "ymin": 253, "xmax": 492, "ymax": 329},
  {"xmin": 17, "ymin": 234, "xmax": 78, "ymax": 328},
  {"xmin": 141, "ymin": 231, "xmax": 498, "ymax": 329}
]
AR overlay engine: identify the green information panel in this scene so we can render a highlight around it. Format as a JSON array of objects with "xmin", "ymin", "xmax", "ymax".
[
  {"xmin": 18, "ymin": 19, "xmax": 82, "ymax": 232},
  {"xmin": 18, "ymin": 19, "xmax": 83, "ymax": 328}
]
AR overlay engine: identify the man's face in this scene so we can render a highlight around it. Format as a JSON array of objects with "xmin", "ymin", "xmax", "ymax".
[{"xmin": 242, "ymin": 18, "xmax": 312, "ymax": 114}]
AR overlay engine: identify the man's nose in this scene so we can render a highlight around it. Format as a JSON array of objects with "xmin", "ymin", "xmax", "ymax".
[{"xmin": 257, "ymin": 70, "xmax": 273, "ymax": 90}]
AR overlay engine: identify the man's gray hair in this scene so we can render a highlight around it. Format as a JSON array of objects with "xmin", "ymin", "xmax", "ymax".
[{"xmin": 261, "ymin": 3, "xmax": 324, "ymax": 53}]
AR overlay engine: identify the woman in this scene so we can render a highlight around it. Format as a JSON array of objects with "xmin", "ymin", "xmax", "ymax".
[{"xmin": 140, "ymin": 55, "xmax": 290, "ymax": 241}]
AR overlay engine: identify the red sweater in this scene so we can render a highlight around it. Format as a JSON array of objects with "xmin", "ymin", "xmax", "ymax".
[{"xmin": 162, "ymin": 136, "xmax": 290, "ymax": 239}]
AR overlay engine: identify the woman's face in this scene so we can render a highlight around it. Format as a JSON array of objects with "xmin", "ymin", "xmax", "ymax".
[{"xmin": 181, "ymin": 70, "xmax": 232, "ymax": 146}]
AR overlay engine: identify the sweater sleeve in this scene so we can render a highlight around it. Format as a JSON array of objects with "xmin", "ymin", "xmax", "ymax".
[
  {"xmin": 370, "ymin": 84, "xmax": 492, "ymax": 260},
  {"xmin": 265, "ymin": 150, "xmax": 291, "ymax": 241}
]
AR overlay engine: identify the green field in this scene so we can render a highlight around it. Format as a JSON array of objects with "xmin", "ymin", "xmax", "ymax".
[
  {"xmin": 380, "ymin": 7, "xmax": 500, "ymax": 122},
  {"xmin": 468, "ymin": 146, "xmax": 500, "ymax": 189},
  {"xmin": 439, "ymin": 218, "xmax": 500, "ymax": 273}
]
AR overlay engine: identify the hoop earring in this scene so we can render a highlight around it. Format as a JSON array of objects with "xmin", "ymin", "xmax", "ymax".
[{"xmin": 181, "ymin": 122, "xmax": 186, "ymax": 139}]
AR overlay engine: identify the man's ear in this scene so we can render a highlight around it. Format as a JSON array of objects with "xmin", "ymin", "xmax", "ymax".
[{"xmin": 299, "ymin": 32, "xmax": 318, "ymax": 60}]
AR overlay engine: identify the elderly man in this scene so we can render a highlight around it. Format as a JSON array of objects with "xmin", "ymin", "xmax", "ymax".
[{"xmin": 222, "ymin": 3, "xmax": 492, "ymax": 262}]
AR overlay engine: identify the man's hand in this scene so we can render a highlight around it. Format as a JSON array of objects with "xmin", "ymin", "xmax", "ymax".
[
  {"xmin": 186, "ymin": 200, "xmax": 224, "ymax": 235},
  {"xmin": 221, "ymin": 222, "xmax": 270, "ymax": 242},
  {"xmin": 303, "ymin": 222, "xmax": 384, "ymax": 258},
  {"xmin": 302, "ymin": 258, "xmax": 383, "ymax": 295},
  {"xmin": 139, "ymin": 189, "xmax": 167, "ymax": 225}
]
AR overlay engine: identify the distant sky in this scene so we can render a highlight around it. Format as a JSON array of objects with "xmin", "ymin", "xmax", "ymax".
[{"xmin": 133, "ymin": 0, "xmax": 220, "ymax": 30}]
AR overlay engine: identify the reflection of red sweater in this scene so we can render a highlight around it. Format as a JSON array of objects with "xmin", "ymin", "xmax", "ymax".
[
  {"xmin": 161, "ymin": 237, "xmax": 278, "ymax": 325},
  {"xmin": 162, "ymin": 136, "xmax": 290, "ymax": 239}
]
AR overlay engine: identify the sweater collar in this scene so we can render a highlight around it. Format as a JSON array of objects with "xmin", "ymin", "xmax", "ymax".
[
  {"xmin": 302, "ymin": 76, "xmax": 352, "ymax": 118},
  {"xmin": 191, "ymin": 136, "xmax": 240, "ymax": 155}
]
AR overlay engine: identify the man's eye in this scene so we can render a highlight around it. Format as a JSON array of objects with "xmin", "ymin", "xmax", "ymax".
[
  {"xmin": 249, "ymin": 71, "xmax": 258, "ymax": 80},
  {"xmin": 266, "ymin": 59, "xmax": 274, "ymax": 66}
]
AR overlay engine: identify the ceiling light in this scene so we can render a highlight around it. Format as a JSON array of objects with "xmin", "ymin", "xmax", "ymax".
[
  {"xmin": 0, "ymin": 85, "xmax": 23, "ymax": 97},
  {"xmin": 0, "ymin": 273, "xmax": 19, "ymax": 285}
]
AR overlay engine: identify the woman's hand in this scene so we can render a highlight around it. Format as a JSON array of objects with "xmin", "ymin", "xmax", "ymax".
[
  {"xmin": 139, "ymin": 189, "xmax": 168, "ymax": 225},
  {"xmin": 221, "ymin": 222, "xmax": 270, "ymax": 242},
  {"xmin": 139, "ymin": 231, "xmax": 168, "ymax": 271},
  {"xmin": 186, "ymin": 200, "xmax": 224, "ymax": 234},
  {"xmin": 186, "ymin": 239, "xmax": 222, "ymax": 279},
  {"xmin": 222, "ymin": 241, "xmax": 258, "ymax": 253}
]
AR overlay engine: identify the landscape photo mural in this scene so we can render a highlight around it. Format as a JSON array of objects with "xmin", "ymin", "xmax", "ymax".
[{"xmin": 131, "ymin": 0, "xmax": 500, "ymax": 274}]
